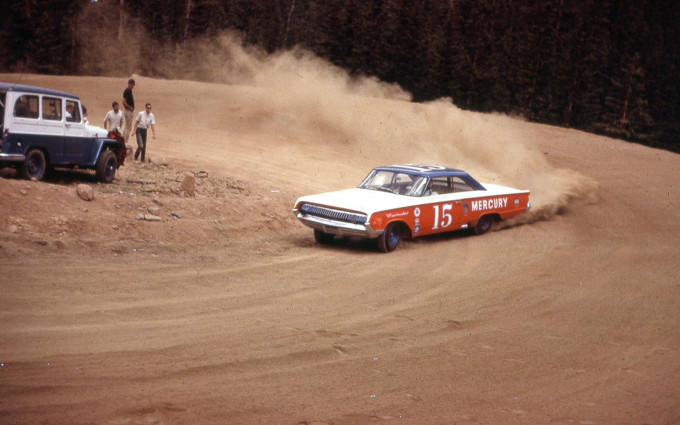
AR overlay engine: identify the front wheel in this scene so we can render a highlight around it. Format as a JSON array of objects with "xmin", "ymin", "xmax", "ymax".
[
  {"xmin": 96, "ymin": 150, "xmax": 118, "ymax": 183},
  {"xmin": 314, "ymin": 229, "xmax": 335, "ymax": 245},
  {"xmin": 377, "ymin": 222, "xmax": 402, "ymax": 252},
  {"xmin": 21, "ymin": 149, "xmax": 47, "ymax": 181}
]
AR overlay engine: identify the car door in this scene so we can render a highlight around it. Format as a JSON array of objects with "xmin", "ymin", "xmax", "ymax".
[{"xmin": 418, "ymin": 177, "xmax": 473, "ymax": 236}]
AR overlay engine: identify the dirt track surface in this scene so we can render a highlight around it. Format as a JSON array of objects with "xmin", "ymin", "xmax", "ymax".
[{"xmin": 1, "ymin": 73, "xmax": 679, "ymax": 425}]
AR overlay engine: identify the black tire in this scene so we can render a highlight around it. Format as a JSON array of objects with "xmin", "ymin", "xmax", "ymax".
[
  {"xmin": 96, "ymin": 150, "xmax": 118, "ymax": 183},
  {"xmin": 474, "ymin": 215, "xmax": 493, "ymax": 235},
  {"xmin": 21, "ymin": 149, "xmax": 47, "ymax": 181},
  {"xmin": 314, "ymin": 229, "xmax": 335, "ymax": 244},
  {"xmin": 377, "ymin": 222, "xmax": 402, "ymax": 252}
]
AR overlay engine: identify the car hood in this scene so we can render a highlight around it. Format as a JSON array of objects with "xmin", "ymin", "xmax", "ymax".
[{"xmin": 295, "ymin": 188, "xmax": 422, "ymax": 215}]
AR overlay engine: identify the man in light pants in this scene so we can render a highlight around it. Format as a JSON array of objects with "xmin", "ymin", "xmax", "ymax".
[
  {"xmin": 131, "ymin": 103, "xmax": 156, "ymax": 163},
  {"xmin": 122, "ymin": 78, "xmax": 135, "ymax": 145}
]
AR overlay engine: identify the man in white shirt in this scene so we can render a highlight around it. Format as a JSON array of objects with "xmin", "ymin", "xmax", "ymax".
[
  {"xmin": 103, "ymin": 101, "xmax": 125, "ymax": 133},
  {"xmin": 65, "ymin": 103, "xmax": 74, "ymax": 120},
  {"xmin": 130, "ymin": 103, "xmax": 156, "ymax": 162}
]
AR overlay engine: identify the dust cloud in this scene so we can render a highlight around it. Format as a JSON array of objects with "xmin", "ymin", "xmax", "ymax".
[
  {"xmin": 173, "ymin": 33, "xmax": 597, "ymax": 224},
  {"xmin": 76, "ymin": 7, "xmax": 596, "ymax": 223}
]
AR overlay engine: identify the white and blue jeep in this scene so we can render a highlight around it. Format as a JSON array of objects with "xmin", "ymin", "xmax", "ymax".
[{"xmin": 0, "ymin": 83, "xmax": 125, "ymax": 183}]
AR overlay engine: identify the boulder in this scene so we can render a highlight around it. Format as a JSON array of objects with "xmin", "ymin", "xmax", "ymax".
[
  {"xmin": 181, "ymin": 173, "xmax": 195, "ymax": 195},
  {"xmin": 77, "ymin": 184, "xmax": 96, "ymax": 201}
]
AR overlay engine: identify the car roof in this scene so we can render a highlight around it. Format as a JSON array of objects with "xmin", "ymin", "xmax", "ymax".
[
  {"xmin": 374, "ymin": 164, "xmax": 486, "ymax": 190},
  {"xmin": 0, "ymin": 82, "xmax": 80, "ymax": 100}
]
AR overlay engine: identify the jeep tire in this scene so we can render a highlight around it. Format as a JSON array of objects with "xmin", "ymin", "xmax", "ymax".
[
  {"xmin": 96, "ymin": 150, "xmax": 118, "ymax": 183},
  {"xmin": 21, "ymin": 149, "xmax": 47, "ymax": 181}
]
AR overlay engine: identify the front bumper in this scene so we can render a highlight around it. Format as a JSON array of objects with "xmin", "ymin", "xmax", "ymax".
[{"xmin": 293, "ymin": 209, "xmax": 382, "ymax": 239}]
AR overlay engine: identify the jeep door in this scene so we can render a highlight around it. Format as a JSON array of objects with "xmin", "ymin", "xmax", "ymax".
[
  {"xmin": 39, "ymin": 96, "xmax": 67, "ymax": 163},
  {"xmin": 63, "ymin": 99, "xmax": 88, "ymax": 164}
]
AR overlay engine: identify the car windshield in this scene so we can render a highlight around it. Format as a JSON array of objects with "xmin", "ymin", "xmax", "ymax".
[{"xmin": 358, "ymin": 169, "xmax": 428, "ymax": 196}]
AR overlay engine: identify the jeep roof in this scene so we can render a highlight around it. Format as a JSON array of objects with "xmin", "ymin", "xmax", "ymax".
[{"xmin": 0, "ymin": 82, "xmax": 79, "ymax": 100}]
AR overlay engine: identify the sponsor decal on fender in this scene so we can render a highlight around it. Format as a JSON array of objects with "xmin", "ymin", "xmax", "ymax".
[
  {"xmin": 386, "ymin": 211, "xmax": 409, "ymax": 218},
  {"xmin": 471, "ymin": 197, "xmax": 507, "ymax": 212}
]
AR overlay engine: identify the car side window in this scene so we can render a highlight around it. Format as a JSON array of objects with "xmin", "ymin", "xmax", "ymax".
[
  {"xmin": 42, "ymin": 97, "xmax": 62, "ymax": 121},
  {"xmin": 429, "ymin": 177, "xmax": 450, "ymax": 195},
  {"xmin": 452, "ymin": 176, "xmax": 475, "ymax": 192},
  {"xmin": 14, "ymin": 95, "xmax": 39, "ymax": 118}
]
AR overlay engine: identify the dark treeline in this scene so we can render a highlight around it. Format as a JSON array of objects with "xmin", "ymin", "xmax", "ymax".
[{"xmin": 1, "ymin": 0, "xmax": 678, "ymax": 152}]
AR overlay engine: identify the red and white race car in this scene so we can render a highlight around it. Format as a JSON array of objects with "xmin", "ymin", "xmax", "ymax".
[{"xmin": 292, "ymin": 164, "xmax": 530, "ymax": 252}]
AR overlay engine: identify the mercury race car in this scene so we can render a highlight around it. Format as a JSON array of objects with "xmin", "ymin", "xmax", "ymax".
[{"xmin": 292, "ymin": 164, "xmax": 531, "ymax": 252}]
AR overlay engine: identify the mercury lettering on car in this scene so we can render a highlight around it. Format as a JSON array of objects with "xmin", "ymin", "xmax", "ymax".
[{"xmin": 471, "ymin": 197, "xmax": 507, "ymax": 212}]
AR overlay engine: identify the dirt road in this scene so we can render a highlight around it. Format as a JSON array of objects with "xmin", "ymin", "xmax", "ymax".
[{"xmin": 1, "ymin": 71, "xmax": 678, "ymax": 425}]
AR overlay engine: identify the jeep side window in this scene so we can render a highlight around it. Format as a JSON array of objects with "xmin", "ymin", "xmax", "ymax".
[
  {"xmin": 42, "ymin": 97, "xmax": 62, "ymax": 121},
  {"xmin": 65, "ymin": 100, "xmax": 80, "ymax": 122},
  {"xmin": 14, "ymin": 95, "xmax": 39, "ymax": 118}
]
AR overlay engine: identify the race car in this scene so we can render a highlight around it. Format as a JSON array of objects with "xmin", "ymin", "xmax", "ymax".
[{"xmin": 292, "ymin": 164, "xmax": 531, "ymax": 252}]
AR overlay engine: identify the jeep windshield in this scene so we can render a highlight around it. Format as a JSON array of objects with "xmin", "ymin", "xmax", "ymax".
[{"xmin": 358, "ymin": 169, "xmax": 428, "ymax": 196}]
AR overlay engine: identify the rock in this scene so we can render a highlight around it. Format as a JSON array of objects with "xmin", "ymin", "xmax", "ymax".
[
  {"xmin": 152, "ymin": 197, "xmax": 163, "ymax": 206},
  {"xmin": 147, "ymin": 206, "xmax": 161, "ymax": 215},
  {"xmin": 9, "ymin": 225, "xmax": 18, "ymax": 233},
  {"xmin": 171, "ymin": 211, "xmax": 182, "ymax": 218},
  {"xmin": 77, "ymin": 184, "xmax": 96, "ymax": 201},
  {"xmin": 181, "ymin": 173, "xmax": 195, "ymax": 195},
  {"xmin": 150, "ymin": 155, "xmax": 167, "ymax": 165},
  {"xmin": 19, "ymin": 190, "xmax": 28, "ymax": 195},
  {"xmin": 139, "ymin": 214, "xmax": 161, "ymax": 222}
]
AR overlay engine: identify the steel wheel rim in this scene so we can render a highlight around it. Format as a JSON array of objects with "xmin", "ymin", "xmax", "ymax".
[{"xmin": 388, "ymin": 225, "xmax": 401, "ymax": 249}]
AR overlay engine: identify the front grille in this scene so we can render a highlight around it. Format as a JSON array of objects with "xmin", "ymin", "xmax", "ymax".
[{"xmin": 300, "ymin": 203, "xmax": 367, "ymax": 224}]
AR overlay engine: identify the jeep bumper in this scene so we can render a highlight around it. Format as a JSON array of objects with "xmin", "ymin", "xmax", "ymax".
[{"xmin": 0, "ymin": 153, "xmax": 26, "ymax": 162}]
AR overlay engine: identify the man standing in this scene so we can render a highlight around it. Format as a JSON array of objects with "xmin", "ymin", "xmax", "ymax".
[
  {"xmin": 131, "ymin": 103, "xmax": 156, "ymax": 163},
  {"xmin": 122, "ymin": 79, "xmax": 135, "ymax": 144},
  {"xmin": 103, "ymin": 101, "xmax": 124, "ymax": 132}
]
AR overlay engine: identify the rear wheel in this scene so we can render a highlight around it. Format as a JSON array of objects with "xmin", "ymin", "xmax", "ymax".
[
  {"xmin": 96, "ymin": 150, "xmax": 118, "ymax": 183},
  {"xmin": 474, "ymin": 215, "xmax": 493, "ymax": 235},
  {"xmin": 21, "ymin": 149, "xmax": 47, "ymax": 181},
  {"xmin": 378, "ymin": 222, "xmax": 402, "ymax": 252},
  {"xmin": 314, "ymin": 229, "xmax": 335, "ymax": 245}
]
